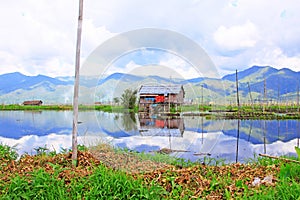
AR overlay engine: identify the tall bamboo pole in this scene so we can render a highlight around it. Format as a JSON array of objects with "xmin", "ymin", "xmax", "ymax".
[
  {"xmin": 235, "ymin": 70, "xmax": 240, "ymax": 114},
  {"xmin": 201, "ymin": 84, "xmax": 204, "ymax": 107},
  {"xmin": 277, "ymin": 83, "xmax": 280, "ymax": 113},
  {"xmin": 297, "ymin": 79, "xmax": 299, "ymax": 112},
  {"xmin": 72, "ymin": 0, "xmax": 83, "ymax": 167},
  {"xmin": 263, "ymin": 78, "xmax": 266, "ymax": 112},
  {"xmin": 247, "ymin": 82, "xmax": 254, "ymax": 111}
]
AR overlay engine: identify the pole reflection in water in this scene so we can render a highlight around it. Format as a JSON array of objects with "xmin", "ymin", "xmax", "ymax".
[
  {"xmin": 264, "ymin": 120, "xmax": 267, "ymax": 154},
  {"xmin": 297, "ymin": 120, "xmax": 300, "ymax": 147},
  {"xmin": 277, "ymin": 119, "xmax": 280, "ymax": 140},
  {"xmin": 168, "ymin": 117, "xmax": 171, "ymax": 150},
  {"xmin": 201, "ymin": 116, "xmax": 204, "ymax": 144},
  {"xmin": 247, "ymin": 120, "xmax": 252, "ymax": 142},
  {"xmin": 235, "ymin": 119, "xmax": 240, "ymax": 163}
]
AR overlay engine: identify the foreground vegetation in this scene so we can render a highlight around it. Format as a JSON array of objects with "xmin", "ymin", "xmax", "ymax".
[{"xmin": 1, "ymin": 144, "xmax": 300, "ymax": 199}]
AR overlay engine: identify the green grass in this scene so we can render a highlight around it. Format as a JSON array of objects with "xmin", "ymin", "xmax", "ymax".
[
  {"xmin": 0, "ymin": 104, "xmax": 137, "ymax": 114},
  {"xmin": 0, "ymin": 144, "xmax": 164, "ymax": 199},
  {"xmin": 0, "ymin": 104, "xmax": 124, "ymax": 112},
  {"xmin": 2, "ymin": 103, "xmax": 300, "ymax": 120},
  {"xmin": 0, "ymin": 104, "xmax": 73, "ymax": 110},
  {"xmin": 1, "ymin": 164, "xmax": 164, "ymax": 199}
]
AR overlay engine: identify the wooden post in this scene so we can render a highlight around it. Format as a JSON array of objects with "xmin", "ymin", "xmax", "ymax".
[
  {"xmin": 201, "ymin": 84, "xmax": 204, "ymax": 110},
  {"xmin": 235, "ymin": 70, "xmax": 240, "ymax": 114},
  {"xmin": 263, "ymin": 78, "xmax": 266, "ymax": 112},
  {"xmin": 297, "ymin": 79, "xmax": 299, "ymax": 113},
  {"xmin": 247, "ymin": 82, "xmax": 254, "ymax": 111},
  {"xmin": 72, "ymin": 0, "xmax": 83, "ymax": 167},
  {"xmin": 259, "ymin": 153, "xmax": 300, "ymax": 164},
  {"xmin": 277, "ymin": 83, "xmax": 280, "ymax": 113}
]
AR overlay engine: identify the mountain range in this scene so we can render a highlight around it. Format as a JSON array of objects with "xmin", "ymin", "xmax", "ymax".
[{"xmin": 1, "ymin": 66, "xmax": 300, "ymax": 104}]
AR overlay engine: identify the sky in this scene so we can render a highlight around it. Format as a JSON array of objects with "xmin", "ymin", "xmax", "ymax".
[{"xmin": 1, "ymin": 0, "xmax": 300, "ymax": 79}]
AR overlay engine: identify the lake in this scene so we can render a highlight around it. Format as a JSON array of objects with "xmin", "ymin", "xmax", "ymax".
[{"xmin": 0, "ymin": 110, "xmax": 299, "ymax": 163}]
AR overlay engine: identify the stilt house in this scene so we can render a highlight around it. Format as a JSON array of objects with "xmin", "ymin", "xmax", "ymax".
[{"xmin": 138, "ymin": 85, "xmax": 185, "ymax": 113}]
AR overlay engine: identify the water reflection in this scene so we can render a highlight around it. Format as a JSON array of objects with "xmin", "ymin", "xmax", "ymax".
[
  {"xmin": 0, "ymin": 111, "xmax": 299, "ymax": 162},
  {"xmin": 138, "ymin": 114, "xmax": 184, "ymax": 137},
  {"xmin": 236, "ymin": 119, "xmax": 240, "ymax": 163},
  {"xmin": 121, "ymin": 113, "xmax": 137, "ymax": 132}
]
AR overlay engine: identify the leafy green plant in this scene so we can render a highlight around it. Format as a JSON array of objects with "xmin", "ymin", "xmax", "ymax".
[
  {"xmin": 2, "ymin": 169, "xmax": 68, "ymax": 199},
  {"xmin": 0, "ymin": 144, "xmax": 18, "ymax": 161},
  {"xmin": 34, "ymin": 145, "xmax": 49, "ymax": 155},
  {"xmin": 77, "ymin": 144, "xmax": 88, "ymax": 151}
]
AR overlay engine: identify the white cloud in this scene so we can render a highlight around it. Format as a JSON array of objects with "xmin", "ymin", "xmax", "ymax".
[
  {"xmin": 0, "ymin": 0, "xmax": 300, "ymax": 77},
  {"xmin": 213, "ymin": 21, "xmax": 260, "ymax": 51},
  {"xmin": 251, "ymin": 47, "xmax": 300, "ymax": 71},
  {"xmin": 104, "ymin": 53, "xmax": 206, "ymax": 79},
  {"xmin": 0, "ymin": 1, "xmax": 115, "ymax": 77},
  {"xmin": 121, "ymin": 60, "xmax": 140, "ymax": 74},
  {"xmin": 159, "ymin": 56, "xmax": 203, "ymax": 79},
  {"xmin": 82, "ymin": 20, "xmax": 116, "ymax": 58}
]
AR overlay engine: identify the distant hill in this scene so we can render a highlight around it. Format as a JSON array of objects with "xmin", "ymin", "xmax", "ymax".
[
  {"xmin": 222, "ymin": 66, "xmax": 277, "ymax": 83},
  {"xmin": 0, "ymin": 72, "xmax": 70, "ymax": 95},
  {"xmin": 98, "ymin": 73, "xmax": 144, "ymax": 85},
  {"xmin": 1, "ymin": 66, "xmax": 300, "ymax": 104}
]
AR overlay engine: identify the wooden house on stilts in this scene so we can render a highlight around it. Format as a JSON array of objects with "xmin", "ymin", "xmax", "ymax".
[{"xmin": 138, "ymin": 85, "xmax": 185, "ymax": 115}]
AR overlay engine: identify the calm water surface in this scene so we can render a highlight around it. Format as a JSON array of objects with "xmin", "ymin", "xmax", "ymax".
[{"xmin": 0, "ymin": 111, "xmax": 299, "ymax": 163}]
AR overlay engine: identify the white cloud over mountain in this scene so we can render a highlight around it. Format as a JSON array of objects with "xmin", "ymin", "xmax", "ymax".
[{"xmin": 214, "ymin": 21, "xmax": 259, "ymax": 51}]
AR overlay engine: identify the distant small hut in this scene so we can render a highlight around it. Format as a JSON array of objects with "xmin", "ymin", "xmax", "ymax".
[{"xmin": 23, "ymin": 100, "xmax": 43, "ymax": 106}]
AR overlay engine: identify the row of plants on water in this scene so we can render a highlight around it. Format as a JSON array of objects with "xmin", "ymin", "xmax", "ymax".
[
  {"xmin": 1, "ymin": 143, "xmax": 300, "ymax": 199},
  {"xmin": 1, "ymin": 103, "xmax": 299, "ymax": 112},
  {"xmin": 2, "ymin": 103, "xmax": 300, "ymax": 120},
  {"xmin": 198, "ymin": 104, "xmax": 300, "ymax": 113},
  {"xmin": 0, "ymin": 104, "xmax": 118, "ymax": 112}
]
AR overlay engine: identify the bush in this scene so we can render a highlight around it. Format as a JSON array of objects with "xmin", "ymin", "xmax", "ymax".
[{"xmin": 0, "ymin": 144, "xmax": 18, "ymax": 161}]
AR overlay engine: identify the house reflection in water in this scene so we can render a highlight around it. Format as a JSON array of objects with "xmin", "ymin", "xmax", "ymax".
[{"xmin": 138, "ymin": 114, "xmax": 185, "ymax": 137}]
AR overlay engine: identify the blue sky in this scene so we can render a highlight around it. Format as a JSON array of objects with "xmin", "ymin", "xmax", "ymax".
[{"xmin": 0, "ymin": 0, "xmax": 299, "ymax": 78}]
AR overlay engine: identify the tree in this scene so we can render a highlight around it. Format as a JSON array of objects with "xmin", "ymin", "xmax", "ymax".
[
  {"xmin": 120, "ymin": 89, "xmax": 137, "ymax": 110},
  {"xmin": 113, "ymin": 97, "xmax": 120, "ymax": 105}
]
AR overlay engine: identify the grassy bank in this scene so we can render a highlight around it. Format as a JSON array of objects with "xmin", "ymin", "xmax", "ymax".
[
  {"xmin": 1, "ymin": 103, "xmax": 300, "ymax": 119},
  {"xmin": 0, "ymin": 104, "xmax": 124, "ymax": 112},
  {"xmin": 1, "ymin": 143, "xmax": 300, "ymax": 199}
]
